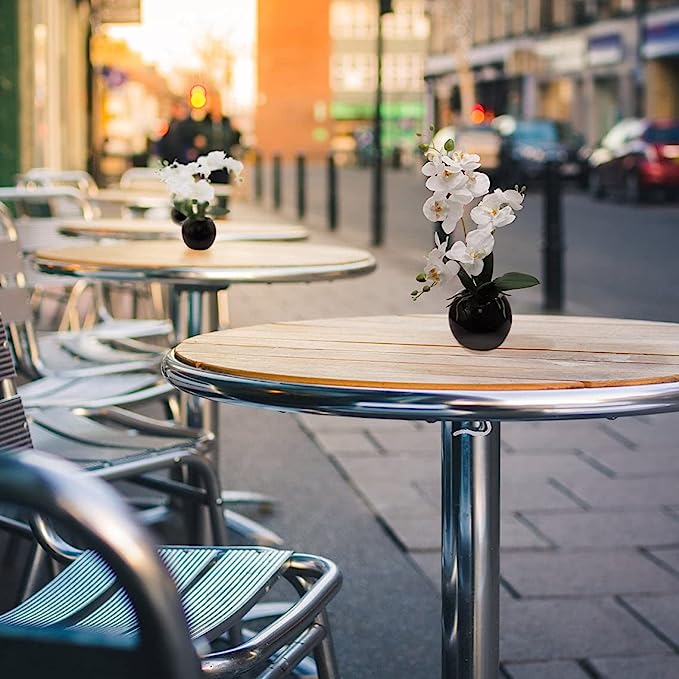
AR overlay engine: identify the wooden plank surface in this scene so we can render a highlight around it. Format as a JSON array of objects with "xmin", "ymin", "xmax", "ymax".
[
  {"xmin": 33, "ymin": 241, "xmax": 374, "ymax": 271},
  {"xmin": 58, "ymin": 218, "xmax": 308, "ymax": 241},
  {"xmin": 174, "ymin": 315, "xmax": 679, "ymax": 391}
]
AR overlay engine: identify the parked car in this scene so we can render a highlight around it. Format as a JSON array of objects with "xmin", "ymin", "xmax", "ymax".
[
  {"xmin": 499, "ymin": 119, "xmax": 586, "ymax": 184},
  {"xmin": 431, "ymin": 125, "xmax": 502, "ymax": 177},
  {"xmin": 588, "ymin": 118, "xmax": 679, "ymax": 202}
]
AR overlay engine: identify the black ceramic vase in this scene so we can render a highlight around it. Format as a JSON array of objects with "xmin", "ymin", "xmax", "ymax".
[
  {"xmin": 181, "ymin": 216, "xmax": 216, "ymax": 251},
  {"xmin": 448, "ymin": 290, "xmax": 512, "ymax": 351},
  {"xmin": 171, "ymin": 206, "xmax": 187, "ymax": 225}
]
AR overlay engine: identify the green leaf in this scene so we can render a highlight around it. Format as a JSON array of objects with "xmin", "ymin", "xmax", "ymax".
[
  {"xmin": 493, "ymin": 272, "xmax": 540, "ymax": 291},
  {"xmin": 444, "ymin": 138, "xmax": 455, "ymax": 152}
]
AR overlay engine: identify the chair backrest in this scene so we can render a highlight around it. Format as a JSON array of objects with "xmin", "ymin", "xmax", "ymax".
[
  {"xmin": 0, "ymin": 233, "xmax": 44, "ymax": 376},
  {"xmin": 0, "ymin": 185, "xmax": 97, "ymax": 220},
  {"xmin": 0, "ymin": 448, "xmax": 201, "ymax": 679},
  {"xmin": 0, "ymin": 321, "xmax": 31, "ymax": 453},
  {"xmin": 19, "ymin": 169, "xmax": 99, "ymax": 197},
  {"xmin": 119, "ymin": 167, "xmax": 165, "ymax": 192}
]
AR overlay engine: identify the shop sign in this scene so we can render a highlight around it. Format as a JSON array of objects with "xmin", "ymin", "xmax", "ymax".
[
  {"xmin": 96, "ymin": 0, "xmax": 141, "ymax": 24},
  {"xmin": 536, "ymin": 36, "xmax": 586, "ymax": 74},
  {"xmin": 588, "ymin": 34, "xmax": 624, "ymax": 67},
  {"xmin": 643, "ymin": 18, "xmax": 679, "ymax": 59}
]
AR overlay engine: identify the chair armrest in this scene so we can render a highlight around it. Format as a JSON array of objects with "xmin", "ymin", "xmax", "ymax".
[{"xmin": 201, "ymin": 554, "xmax": 342, "ymax": 677}]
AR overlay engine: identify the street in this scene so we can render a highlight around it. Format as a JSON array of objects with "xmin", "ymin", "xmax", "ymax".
[{"xmin": 271, "ymin": 162, "xmax": 679, "ymax": 323}]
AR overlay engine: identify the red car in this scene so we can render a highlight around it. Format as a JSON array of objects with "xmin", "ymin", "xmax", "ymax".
[{"xmin": 588, "ymin": 119, "xmax": 679, "ymax": 202}]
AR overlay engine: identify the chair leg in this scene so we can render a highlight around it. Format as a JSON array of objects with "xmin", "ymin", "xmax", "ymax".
[
  {"xmin": 17, "ymin": 542, "xmax": 49, "ymax": 602},
  {"xmin": 313, "ymin": 610, "xmax": 340, "ymax": 679}
]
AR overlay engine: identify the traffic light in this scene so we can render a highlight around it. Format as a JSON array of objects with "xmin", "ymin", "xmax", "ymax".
[
  {"xmin": 470, "ymin": 103, "xmax": 485, "ymax": 125},
  {"xmin": 379, "ymin": 0, "xmax": 393, "ymax": 15},
  {"xmin": 189, "ymin": 84, "xmax": 207, "ymax": 109}
]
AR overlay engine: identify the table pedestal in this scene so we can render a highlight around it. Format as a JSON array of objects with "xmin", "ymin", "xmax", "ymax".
[
  {"xmin": 441, "ymin": 421, "xmax": 500, "ymax": 679},
  {"xmin": 170, "ymin": 285, "xmax": 281, "ymax": 546}
]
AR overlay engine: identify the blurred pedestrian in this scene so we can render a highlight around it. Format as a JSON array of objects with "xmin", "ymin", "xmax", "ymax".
[
  {"xmin": 199, "ymin": 95, "xmax": 242, "ymax": 211},
  {"xmin": 157, "ymin": 98, "xmax": 196, "ymax": 164}
]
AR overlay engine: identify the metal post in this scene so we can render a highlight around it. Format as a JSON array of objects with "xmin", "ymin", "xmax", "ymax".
[
  {"xmin": 254, "ymin": 151, "xmax": 263, "ymax": 203},
  {"xmin": 543, "ymin": 160, "xmax": 564, "ymax": 312},
  {"xmin": 371, "ymin": 4, "xmax": 387, "ymax": 247},
  {"xmin": 272, "ymin": 154, "xmax": 282, "ymax": 211},
  {"xmin": 296, "ymin": 153, "xmax": 306, "ymax": 220},
  {"xmin": 176, "ymin": 287, "xmax": 220, "ymax": 469},
  {"xmin": 327, "ymin": 152, "xmax": 338, "ymax": 231},
  {"xmin": 441, "ymin": 420, "xmax": 500, "ymax": 679}
]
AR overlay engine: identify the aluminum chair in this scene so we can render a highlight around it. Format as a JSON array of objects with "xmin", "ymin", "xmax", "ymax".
[
  {"xmin": 0, "ymin": 184, "xmax": 98, "ymax": 220},
  {"xmin": 0, "ymin": 447, "xmax": 341, "ymax": 678},
  {"xmin": 0, "ymin": 319, "xmax": 225, "ymax": 593},
  {"xmin": 1, "ymin": 200, "xmax": 172, "ymax": 337}
]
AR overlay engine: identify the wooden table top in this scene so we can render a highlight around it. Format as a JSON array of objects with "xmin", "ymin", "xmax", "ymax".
[
  {"xmin": 58, "ymin": 218, "xmax": 308, "ymax": 242},
  {"xmin": 33, "ymin": 241, "xmax": 376, "ymax": 285},
  {"xmin": 173, "ymin": 314, "xmax": 679, "ymax": 392}
]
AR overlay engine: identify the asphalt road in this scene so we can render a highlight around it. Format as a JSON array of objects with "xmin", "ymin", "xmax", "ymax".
[{"xmin": 270, "ymin": 163, "xmax": 679, "ymax": 323}]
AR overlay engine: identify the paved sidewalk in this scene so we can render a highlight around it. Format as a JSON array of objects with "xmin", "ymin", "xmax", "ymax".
[{"xmin": 223, "ymin": 199, "xmax": 679, "ymax": 678}]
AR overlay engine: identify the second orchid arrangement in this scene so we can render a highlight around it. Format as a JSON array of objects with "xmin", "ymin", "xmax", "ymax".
[
  {"xmin": 412, "ymin": 135, "xmax": 539, "ymax": 301},
  {"xmin": 159, "ymin": 151, "xmax": 244, "ymax": 219}
]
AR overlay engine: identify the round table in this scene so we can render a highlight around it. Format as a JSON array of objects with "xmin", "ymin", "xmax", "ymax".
[
  {"xmin": 58, "ymin": 218, "xmax": 308, "ymax": 242},
  {"xmin": 161, "ymin": 314, "xmax": 679, "ymax": 679},
  {"xmin": 32, "ymin": 241, "xmax": 376, "ymax": 450}
]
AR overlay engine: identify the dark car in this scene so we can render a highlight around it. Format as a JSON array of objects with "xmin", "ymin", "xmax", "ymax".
[
  {"xmin": 499, "ymin": 119, "xmax": 585, "ymax": 183},
  {"xmin": 588, "ymin": 118, "xmax": 679, "ymax": 202}
]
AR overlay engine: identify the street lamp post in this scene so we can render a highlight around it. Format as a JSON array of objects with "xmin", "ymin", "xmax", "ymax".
[{"xmin": 372, "ymin": 0, "xmax": 393, "ymax": 247}]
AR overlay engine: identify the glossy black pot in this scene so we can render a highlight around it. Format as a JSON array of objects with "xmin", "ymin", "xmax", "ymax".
[
  {"xmin": 448, "ymin": 290, "xmax": 512, "ymax": 351},
  {"xmin": 181, "ymin": 216, "xmax": 216, "ymax": 250}
]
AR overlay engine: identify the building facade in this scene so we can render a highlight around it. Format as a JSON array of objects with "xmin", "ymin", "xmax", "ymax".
[
  {"xmin": 425, "ymin": 0, "xmax": 679, "ymax": 143},
  {"xmin": 0, "ymin": 0, "xmax": 92, "ymax": 184},
  {"xmin": 330, "ymin": 0, "xmax": 429, "ymax": 154},
  {"xmin": 255, "ymin": 0, "xmax": 332, "ymax": 160}
]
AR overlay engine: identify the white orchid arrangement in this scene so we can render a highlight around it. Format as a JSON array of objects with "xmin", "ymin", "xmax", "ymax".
[
  {"xmin": 158, "ymin": 151, "xmax": 244, "ymax": 218},
  {"xmin": 412, "ymin": 134, "xmax": 538, "ymax": 301}
]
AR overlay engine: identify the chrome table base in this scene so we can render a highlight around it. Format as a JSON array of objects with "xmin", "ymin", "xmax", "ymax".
[
  {"xmin": 442, "ymin": 421, "xmax": 500, "ymax": 679},
  {"xmin": 172, "ymin": 286, "xmax": 280, "ymax": 545}
]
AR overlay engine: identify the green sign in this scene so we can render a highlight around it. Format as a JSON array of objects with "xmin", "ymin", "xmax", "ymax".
[{"xmin": 331, "ymin": 100, "xmax": 424, "ymax": 121}]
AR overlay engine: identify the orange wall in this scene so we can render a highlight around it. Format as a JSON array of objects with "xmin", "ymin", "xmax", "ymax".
[{"xmin": 255, "ymin": 0, "xmax": 330, "ymax": 160}]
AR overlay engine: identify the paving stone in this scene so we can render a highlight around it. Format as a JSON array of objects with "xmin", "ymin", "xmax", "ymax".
[
  {"xmin": 338, "ymin": 454, "xmax": 436, "ymax": 486},
  {"xmin": 415, "ymin": 475, "xmax": 581, "ymax": 512},
  {"xmin": 311, "ymin": 431, "xmax": 380, "ymax": 456},
  {"xmin": 522, "ymin": 510, "xmax": 679, "ymax": 549},
  {"xmin": 502, "ymin": 452, "xmax": 604, "ymax": 482},
  {"xmin": 622, "ymin": 593, "xmax": 679, "ymax": 647},
  {"xmin": 369, "ymin": 427, "xmax": 441, "ymax": 454},
  {"xmin": 500, "ymin": 598, "xmax": 670, "ymax": 661},
  {"xmin": 577, "ymin": 448, "xmax": 679, "ymax": 478},
  {"xmin": 384, "ymin": 512, "xmax": 440, "ymax": 550},
  {"xmin": 601, "ymin": 412, "xmax": 679, "ymax": 448},
  {"xmin": 505, "ymin": 660, "xmax": 590, "ymax": 679},
  {"xmin": 297, "ymin": 412, "xmax": 417, "ymax": 434},
  {"xmin": 502, "ymin": 421, "xmax": 630, "ymax": 452},
  {"xmin": 502, "ymin": 515, "xmax": 553, "ymax": 550},
  {"xmin": 590, "ymin": 654, "xmax": 679, "ymax": 679},
  {"xmin": 557, "ymin": 476, "xmax": 679, "ymax": 509},
  {"xmin": 647, "ymin": 547, "xmax": 679, "ymax": 575},
  {"xmin": 501, "ymin": 550, "xmax": 679, "ymax": 597}
]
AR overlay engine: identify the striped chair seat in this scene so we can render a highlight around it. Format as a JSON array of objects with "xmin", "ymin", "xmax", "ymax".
[{"xmin": 1, "ymin": 547, "xmax": 292, "ymax": 644}]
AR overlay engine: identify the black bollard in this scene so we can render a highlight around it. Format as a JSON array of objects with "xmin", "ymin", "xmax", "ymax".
[
  {"xmin": 254, "ymin": 151, "xmax": 263, "ymax": 203},
  {"xmin": 327, "ymin": 152, "xmax": 338, "ymax": 231},
  {"xmin": 296, "ymin": 154, "xmax": 306, "ymax": 220},
  {"xmin": 272, "ymin": 154, "xmax": 282, "ymax": 211},
  {"xmin": 543, "ymin": 160, "xmax": 564, "ymax": 312}
]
